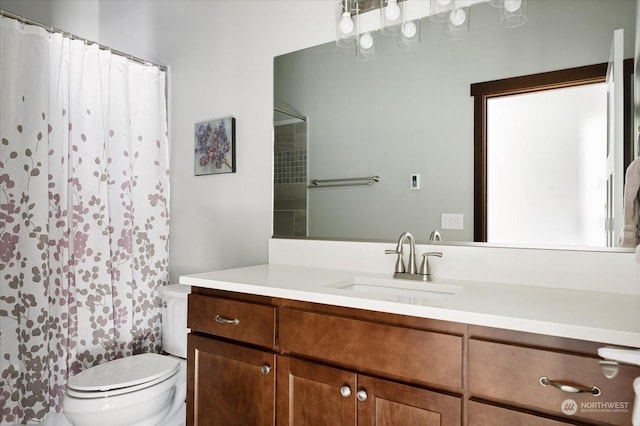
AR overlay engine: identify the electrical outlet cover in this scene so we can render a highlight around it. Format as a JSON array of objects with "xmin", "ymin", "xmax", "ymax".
[{"xmin": 441, "ymin": 213, "xmax": 463, "ymax": 230}]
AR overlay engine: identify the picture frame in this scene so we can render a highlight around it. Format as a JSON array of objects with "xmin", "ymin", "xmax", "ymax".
[{"xmin": 194, "ymin": 116, "xmax": 236, "ymax": 175}]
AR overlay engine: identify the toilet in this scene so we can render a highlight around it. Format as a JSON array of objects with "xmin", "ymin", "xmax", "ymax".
[{"xmin": 62, "ymin": 284, "xmax": 190, "ymax": 426}]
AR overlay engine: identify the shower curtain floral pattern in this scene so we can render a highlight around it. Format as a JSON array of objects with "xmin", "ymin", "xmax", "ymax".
[{"xmin": 0, "ymin": 17, "xmax": 170, "ymax": 424}]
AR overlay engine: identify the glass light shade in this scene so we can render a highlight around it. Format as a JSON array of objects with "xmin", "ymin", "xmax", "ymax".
[
  {"xmin": 429, "ymin": 0, "xmax": 454, "ymax": 23},
  {"xmin": 356, "ymin": 31, "xmax": 378, "ymax": 61},
  {"xmin": 336, "ymin": 1, "xmax": 357, "ymax": 48},
  {"xmin": 380, "ymin": 0, "xmax": 403, "ymax": 36},
  {"xmin": 445, "ymin": 7, "xmax": 470, "ymax": 40},
  {"xmin": 398, "ymin": 20, "xmax": 420, "ymax": 51},
  {"xmin": 489, "ymin": 0, "xmax": 504, "ymax": 7},
  {"xmin": 501, "ymin": 0, "xmax": 527, "ymax": 28}
]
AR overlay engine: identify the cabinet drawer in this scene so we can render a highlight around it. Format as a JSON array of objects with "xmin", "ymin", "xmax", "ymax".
[
  {"xmin": 279, "ymin": 308, "xmax": 463, "ymax": 390},
  {"xmin": 468, "ymin": 401, "xmax": 573, "ymax": 425},
  {"xmin": 469, "ymin": 339, "xmax": 640, "ymax": 425},
  {"xmin": 188, "ymin": 294, "xmax": 275, "ymax": 348}
]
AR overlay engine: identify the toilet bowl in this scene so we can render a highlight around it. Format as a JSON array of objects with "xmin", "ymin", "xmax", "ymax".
[
  {"xmin": 63, "ymin": 354, "xmax": 185, "ymax": 426},
  {"xmin": 62, "ymin": 284, "xmax": 190, "ymax": 426}
]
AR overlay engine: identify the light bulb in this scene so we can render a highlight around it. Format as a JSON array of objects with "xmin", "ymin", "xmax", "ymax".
[
  {"xmin": 449, "ymin": 8, "xmax": 466, "ymax": 26},
  {"xmin": 504, "ymin": 0, "xmax": 522, "ymax": 12},
  {"xmin": 402, "ymin": 21, "xmax": 417, "ymax": 38},
  {"xmin": 385, "ymin": 0, "xmax": 401, "ymax": 21},
  {"xmin": 339, "ymin": 12, "xmax": 354, "ymax": 34},
  {"xmin": 359, "ymin": 32, "xmax": 374, "ymax": 49},
  {"xmin": 437, "ymin": 0, "xmax": 452, "ymax": 5}
]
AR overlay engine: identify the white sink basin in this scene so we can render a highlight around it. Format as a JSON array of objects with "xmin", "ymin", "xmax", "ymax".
[{"xmin": 325, "ymin": 276, "xmax": 462, "ymax": 305}]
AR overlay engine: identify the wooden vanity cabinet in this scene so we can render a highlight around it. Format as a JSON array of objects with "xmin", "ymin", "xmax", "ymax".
[{"xmin": 186, "ymin": 288, "xmax": 640, "ymax": 426}]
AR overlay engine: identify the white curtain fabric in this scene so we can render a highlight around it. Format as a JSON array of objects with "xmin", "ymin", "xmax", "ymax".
[{"xmin": 0, "ymin": 16, "xmax": 170, "ymax": 424}]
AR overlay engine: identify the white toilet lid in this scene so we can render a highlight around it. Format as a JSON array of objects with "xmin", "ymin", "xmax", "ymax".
[{"xmin": 67, "ymin": 353, "xmax": 181, "ymax": 394}]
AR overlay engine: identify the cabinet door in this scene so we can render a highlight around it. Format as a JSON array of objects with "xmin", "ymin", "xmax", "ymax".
[
  {"xmin": 187, "ymin": 334, "xmax": 275, "ymax": 426},
  {"xmin": 277, "ymin": 356, "xmax": 357, "ymax": 426},
  {"xmin": 357, "ymin": 375, "xmax": 461, "ymax": 426}
]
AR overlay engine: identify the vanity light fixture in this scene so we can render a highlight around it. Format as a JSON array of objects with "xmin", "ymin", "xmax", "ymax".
[
  {"xmin": 445, "ymin": 3, "xmax": 470, "ymax": 40},
  {"xmin": 500, "ymin": 0, "xmax": 527, "ymax": 28},
  {"xmin": 336, "ymin": 0, "xmax": 358, "ymax": 48},
  {"xmin": 398, "ymin": 0, "xmax": 420, "ymax": 51},
  {"xmin": 380, "ymin": 0, "xmax": 403, "ymax": 35},
  {"xmin": 398, "ymin": 20, "xmax": 420, "ymax": 50},
  {"xmin": 357, "ymin": 30, "xmax": 378, "ymax": 61},
  {"xmin": 336, "ymin": 0, "xmax": 417, "ymax": 60},
  {"xmin": 429, "ymin": 0, "xmax": 455, "ymax": 23},
  {"xmin": 334, "ymin": 0, "xmax": 528, "ymax": 60},
  {"xmin": 385, "ymin": 0, "xmax": 401, "ymax": 20}
]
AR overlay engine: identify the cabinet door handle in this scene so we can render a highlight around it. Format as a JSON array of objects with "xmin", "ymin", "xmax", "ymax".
[
  {"xmin": 215, "ymin": 314, "xmax": 239, "ymax": 325},
  {"xmin": 340, "ymin": 385, "xmax": 352, "ymax": 398},
  {"xmin": 539, "ymin": 376, "xmax": 601, "ymax": 396},
  {"xmin": 356, "ymin": 389, "xmax": 368, "ymax": 402},
  {"xmin": 261, "ymin": 364, "xmax": 271, "ymax": 375}
]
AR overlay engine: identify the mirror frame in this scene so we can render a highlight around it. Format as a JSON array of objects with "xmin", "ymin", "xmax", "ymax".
[{"xmin": 471, "ymin": 60, "xmax": 635, "ymax": 242}]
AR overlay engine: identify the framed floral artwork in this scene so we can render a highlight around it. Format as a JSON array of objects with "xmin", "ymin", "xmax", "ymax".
[{"xmin": 194, "ymin": 116, "xmax": 236, "ymax": 175}]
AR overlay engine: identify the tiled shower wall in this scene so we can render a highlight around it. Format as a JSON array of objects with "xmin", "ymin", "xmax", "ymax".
[{"xmin": 273, "ymin": 122, "xmax": 307, "ymax": 236}]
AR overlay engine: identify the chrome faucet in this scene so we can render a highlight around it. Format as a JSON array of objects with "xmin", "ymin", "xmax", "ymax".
[{"xmin": 386, "ymin": 232, "xmax": 442, "ymax": 282}]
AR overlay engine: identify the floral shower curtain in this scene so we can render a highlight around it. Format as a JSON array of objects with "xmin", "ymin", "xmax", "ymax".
[{"xmin": 0, "ymin": 16, "xmax": 170, "ymax": 424}]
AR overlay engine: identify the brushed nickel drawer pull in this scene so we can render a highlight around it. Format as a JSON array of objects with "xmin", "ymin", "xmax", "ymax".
[
  {"xmin": 215, "ymin": 315, "xmax": 239, "ymax": 325},
  {"xmin": 539, "ymin": 376, "xmax": 601, "ymax": 396}
]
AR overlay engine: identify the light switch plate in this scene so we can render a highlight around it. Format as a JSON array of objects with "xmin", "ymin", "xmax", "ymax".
[
  {"xmin": 441, "ymin": 213, "xmax": 463, "ymax": 230},
  {"xmin": 410, "ymin": 174, "xmax": 420, "ymax": 189}
]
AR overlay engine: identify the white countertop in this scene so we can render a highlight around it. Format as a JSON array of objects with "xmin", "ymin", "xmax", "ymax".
[{"xmin": 180, "ymin": 264, "xmax": 640, "ymax": 348}]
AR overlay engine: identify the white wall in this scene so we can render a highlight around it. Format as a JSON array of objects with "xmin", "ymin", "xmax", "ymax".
[
  {"xmin": 147, "ymin": 2, "xmax": 334, "ymax": 282},
  {"xmin": 0, "ymin": 0, "xmax": 99, "ymax": 39}
]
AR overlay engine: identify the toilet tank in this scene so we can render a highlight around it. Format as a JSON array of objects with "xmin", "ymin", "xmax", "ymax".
[{"xmin": 160, "ymin": 284, "xmax": 191, "ymax": 358}]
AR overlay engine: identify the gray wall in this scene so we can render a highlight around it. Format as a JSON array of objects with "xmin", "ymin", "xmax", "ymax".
[{"xmin": 275, "ymin": 0, "xmax": 636, "ymax": 243}]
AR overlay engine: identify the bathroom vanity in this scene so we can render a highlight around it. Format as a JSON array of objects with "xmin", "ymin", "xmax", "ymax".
[{"xmin": 181, "ymin": 264, "xmax": 640, "ymax": 425}]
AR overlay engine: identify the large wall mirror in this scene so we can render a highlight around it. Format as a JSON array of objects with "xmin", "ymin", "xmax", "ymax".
[{"xmin": 273, "ymin": 0, "xmax": 637, "ymax": 250}]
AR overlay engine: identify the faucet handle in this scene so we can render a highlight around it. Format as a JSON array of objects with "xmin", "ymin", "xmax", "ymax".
[
  {"xmin": 419, "ymin": 252, "xmax": 443, "ymax": 280},
  {"xmin": 385, "ymin": 249, "xmax": 406, "ymax": 273},
  {"xmin": 423, "ymin": 252, "xmax": 443, "ymax": 258}
]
